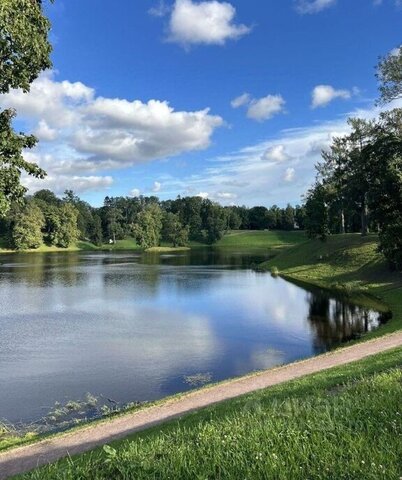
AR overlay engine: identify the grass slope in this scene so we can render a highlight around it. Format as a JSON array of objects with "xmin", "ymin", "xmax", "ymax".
[
  {"xmin": 216, "ymin": 230, "xmax": 306, "ymax": 248},
  {"xmin": 18, "ymin": 346, "xmax": 402, "ymax": 480},
  {"xmin": 259, "ymin": 233, "xmax": 402, "ymax": 337}
]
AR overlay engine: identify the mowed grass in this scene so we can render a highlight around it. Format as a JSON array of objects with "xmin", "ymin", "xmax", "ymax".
[
  {"xmin": 18, "ymin": 346, "xmax": 402, "ymax": 480},
  {"xmin": 260, "ymin": 233, "xmax": 402, "ymax": 336},
  {"xmin": 216, "ymin": 230, "xmax": 307, "ymax": 248}
]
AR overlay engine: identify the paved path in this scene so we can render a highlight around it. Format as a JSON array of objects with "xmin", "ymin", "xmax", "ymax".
[{"xmin": 1, "ymin": 332, "xmax": 401, "ymax": 479}]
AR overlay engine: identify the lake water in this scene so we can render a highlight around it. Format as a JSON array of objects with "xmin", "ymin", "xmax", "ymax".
[{"xmin": 0, "ymin": 249, "xmax": 386, "ymax": 425}]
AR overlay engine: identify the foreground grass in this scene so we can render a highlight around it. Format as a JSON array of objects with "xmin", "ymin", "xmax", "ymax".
[
  {"xmin": 259, "ymin": 233, "xmax": 402, "ymax": 337},
  {"xmin": 17, "ymin": 346, "xmax": 402, "ymax": 480}
]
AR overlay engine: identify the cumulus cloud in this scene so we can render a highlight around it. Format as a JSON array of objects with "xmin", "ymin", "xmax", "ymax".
[
  {"xmin": 231, "ymin": 93, "xmax": 251, "ymax": 108},
  {"xmin": 261, "ymin": 145, "xmax": 290, "ymax": 163},
  {"xmin": 295, "ymin": 0, "xmax": 337, "ymax": 14},
  {"xmin": 284, "ymin": 167, "xmax": 296, "ymax": 182},
  {"xmin": 196, "ymin": 192, "xmax": 209, "ymax": 199},
  {"xmin": 311, "ymin": 84, "xmax": 352, "ymax": 108},
  {"xmin": 23, "ymin": 174, "xmax": 114, "ymax": 195},
  {"xmin": 33, "ymin": 120, "xmax": 58, "ymax": 141},
  {"xmin": 167, "ymin": 0, "xmax": 251, "ymax": 47},
  {"xmin": 152, "ymin": 181, "xmax": 162, "ymax": 192},
  {"xmin": 247, "ymin": 95, "xmax": 286, "ymax": 121},
  {"xmin": 231, "ymin": 92, "xmax": 286, "ymax": 122},
  {"xmin": 130, "ymin": 188, "xmax": 141, "ymax": 197},
  {"xmin": 216, "ymin": 192, "xmax": 237, "ymax": 199},
  {"xmin": 157, "ymin": 98, "xmax": 402, "ymax": 206},
  {"xmin": 149, "ymin": 0, "xmax": 171, "ymax": 17},
  {"xmin": 0, "ymin": 71, "xmax": 223, "ymax": 194}
]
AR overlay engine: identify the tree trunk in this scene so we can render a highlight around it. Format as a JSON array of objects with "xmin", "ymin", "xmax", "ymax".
[
  {"xmin": 340, "ymin": 209, "xmax": 345, "ymax": 234},
  {"xmin": 361, "ymin": 194, "xmax": 369, "ymax": 236}
]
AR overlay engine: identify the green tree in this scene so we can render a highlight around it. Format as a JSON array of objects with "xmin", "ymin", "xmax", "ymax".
[
  {"xmin": 0, "ymin": 0, "xmax": 52, "ymax": 94},
  {"xmin": 132, "ymin": 203, "xmax": 163, "ymax": 248},
  {"xmin": 304, "ymin": 183, "xmax": 330, "ymax": 241},
  {"xmin": 376, "ymin": 46, "xmax": 402, "ymax": 105},
  {"xmin": 11, "ymin": 202, "xmax": 44, "ymax": 250},
  {"xmin": 162, "ymin": 212, "xmax": 189, "ymax": 247},
  {"xmin": 0, "ymin": 110, "xmax": 45, "ymax": 217},
  {"xmin": 0, "ymin": 0, "xmax": 53, "ymax": 217},
  {"xmin": 46, "ymin": 203, "xmax": 79, "ymax": 248}
]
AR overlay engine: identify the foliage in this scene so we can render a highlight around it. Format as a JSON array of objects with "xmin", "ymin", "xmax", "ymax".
[
  {"xmin": 11, "ymin": 202, "xmax": 44, "ymax": 249},
  {"xmin": 0, "ymin": 0, "xmax": 52, "ymax": 94},
  {"xmin": 376, "ymin": 45, "xmax": 402, "ymax": 104},
  {"xmin": 0, "ymin": 0, "xmax": 52, "ymax": 217},
  {"xmin": 44, "ymin": 203, "xmax": 80, "ymax": 248},
  {"xmin": 18, "ymin": 348, "xmax": 402, "ymax": 480},
  {"xmin": 0, "ymin": 110, "xmax": 45, "ymax": 217},
  {"xmin": 161, "ymin": 212, "xmax": 189, "ymax": 247},
  {"xmin": 304, "ymin": 183, "xmax": 330, "ymax": 240},
  {"xmin": 132, "ymin": 203, "xmax": 163, "ymax": 248}
]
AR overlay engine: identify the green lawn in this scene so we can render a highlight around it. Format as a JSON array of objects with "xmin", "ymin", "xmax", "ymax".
[
  {"xmin": 216, "ymin": 230, "xmax": 307, "ymax": 248},
  {"xmin": 260, "ymin": 233, "xmax": 402, "ymax": 336},
  {"xmin": 18, "ymin": 346, "xmax": 402, "ymax": 480}
]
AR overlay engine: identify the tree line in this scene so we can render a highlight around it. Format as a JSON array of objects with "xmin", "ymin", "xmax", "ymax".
[
  {"xmin": 304, "ymin": 46, "xmax": 402, "ymax": 270},
  {"xmin": 0, "ymin": 191, "xmax": 306, "ymax": 250}
]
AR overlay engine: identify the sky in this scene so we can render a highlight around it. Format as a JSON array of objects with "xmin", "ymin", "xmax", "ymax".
[{"xmin": 1, "ymin": 0, "xmax": 401, "ymax": 207}]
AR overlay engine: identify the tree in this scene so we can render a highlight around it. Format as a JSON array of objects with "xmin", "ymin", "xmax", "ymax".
[
  {"xmin": 0, "ymin": 110, "xmax": 45, "ymax": 217},
  {"xmin": 132, "ymin": 203, "xmax": 163, "ymax": 248},
  {"xmin": 248, "ymin": 206, "xmax": 269, "ymax": 230},
  {"xmin": 201, "ymin": 200, "xmax": 227, "ymax": 244},
  {"xmin": 376, "ymin": 46, "xmax": 402, "ymax": 105},
  {"xmin": 304, "ymin": 183, "xmax": 330, "ymax": 240},
  {"xmin": 162, "ymin": 212, "xmax": 189, "ymax": 247},
  {"xmin": 0, "ymin": 0, "xmax": 53, "ymax": 216},
  {"xmin": 0, "ymin": 0, "xmax": 52, "ymax": 94},
  {"xmin": 11, "ymin": 202, "xmax": 44, "ymax": 249},
  {"xmin": 46, "ymin": 203, "xmax": 79, "ymax": 248},
  {"xmin": 281, "ymin": 204, "xmax": 295, "ymax": 231}
]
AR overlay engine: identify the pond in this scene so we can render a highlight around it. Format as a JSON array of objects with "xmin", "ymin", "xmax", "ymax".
[{"xmin": 0, "ymin": 249, "xmax": 387, "ymax": 426}]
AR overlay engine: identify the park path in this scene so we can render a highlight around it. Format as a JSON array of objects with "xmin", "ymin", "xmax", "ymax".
[{"xmin": 1, "ymin": 331, "xmax": 402, "ymax": 479}]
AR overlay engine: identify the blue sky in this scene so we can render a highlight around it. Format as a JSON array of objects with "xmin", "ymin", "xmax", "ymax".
[{"xmin": 2, "ymin": 0, "xmax": 401, "ymax": 206}]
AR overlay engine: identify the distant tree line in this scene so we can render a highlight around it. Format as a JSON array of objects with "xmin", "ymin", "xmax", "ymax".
[
  {"xmin": 0, "ymin": 191, "xmax": 306, "ymax": 250},
  {"xmin": 303, "ymin": 46, "xmax": 402, "ymax": 270}
]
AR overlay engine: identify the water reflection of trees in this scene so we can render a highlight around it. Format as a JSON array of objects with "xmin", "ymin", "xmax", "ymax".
[
  {"xmin": 307, "ymin": 291, "xmax": 387, "ymax": 353},
  {"xmin": 1, "ymin": 253, "xmax": 84, "ymax": 287}
]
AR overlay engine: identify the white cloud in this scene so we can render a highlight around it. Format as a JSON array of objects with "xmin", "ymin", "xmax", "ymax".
[
  {"xmin": 247, "ymin": 95, "xmax": 286, "ymax": 121},
  {"xmin": 262, "ymin": 145, "xmax": 290, "ymax": 163},
  {"xmin": 130, "ymin": 188, "xmax": 141, "ymax": 197},
  {"xmin": 0, "ymin": 71, "xmax": 223, "ymax": 194},
  {"xmin": 196, "ymin": 192, "xmax": 209, "ymax": 199},
  {"xmin": 311, "ymin": 84, "xmax": 352, "ymax": 108},
  {"xmin": 152, "ymin": 181, "xmax": 162, "ymax": 192},
  {"xmin": 295, "ymin": 0, "xmax": 336, "ymax": 14},
  {"xmin": 158, "ymin": 98, "xmax": 402, "ymax": 206},
  {"xmin": 167, "ymin": 0, "xmax": 251, "ymax": 47},
  {"xmin": 216, "ymin": 192, "xmax": 237, "ymax": 199},
  {"xmin": 33, "ymin": 120, "xmax": 57, "ymax": 141},
  {"xmin": 23, "ymin": 174, "xmax": 114, "ymax": 195},
  {"xmin": 149, "ymin": 0, "xmax": 170, "ymax": 17},
  {"xmin": 231, "ymin": 93, "xmax": 251, "ymax": 108},
  {"xmin": 284, "ymin": 167, "xmax": 296, "ymax": 182}
]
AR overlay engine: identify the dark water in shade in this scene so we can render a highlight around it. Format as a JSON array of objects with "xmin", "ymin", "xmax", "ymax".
[{"xmin": 0, "ymin": 249, "xmax": 387, "ymax": 424}]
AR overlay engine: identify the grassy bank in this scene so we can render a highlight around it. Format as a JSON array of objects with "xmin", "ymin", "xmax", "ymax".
[
  {"xmin": 17, "ymin": 346, "xmax": 402, "ymax": 479},
  {"xmin": 0, "ymin": 230, "xmax": 306, "ymax": 255},
  {"xmin": 259, "ymin": 233, "xmax": 402, "ymax": 337},
  {"xmin": 216, "ymin": 229, "xmax": 306, "ymax": 248}
]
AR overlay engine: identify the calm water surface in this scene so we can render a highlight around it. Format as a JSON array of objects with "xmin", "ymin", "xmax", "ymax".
[{"xmin": 0, "ymin": 249, "xmax": 386, "ymax": 424}]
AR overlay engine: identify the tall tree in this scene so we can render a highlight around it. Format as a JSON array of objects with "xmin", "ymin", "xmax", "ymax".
[
  {"xmin": 0, "ymin": 0, "xmax": 53, "ymax": 217},
  {"xmin": 11, "ymin": 201, "xmax": 44, "ymax": 250},
  {"xmin": 132, "ymin": 203, "xmax": 163, "ymax": 248},
  {"xmin": 0, "ymin": 110, "xmax": 45, "ymax": 217},
  {"xmin": 376, "ymin": 46, "xmax": 402, "ymax": 105}
]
